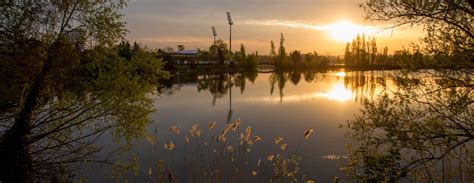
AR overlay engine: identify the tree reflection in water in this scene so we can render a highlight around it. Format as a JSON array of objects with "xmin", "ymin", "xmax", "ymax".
[
  {"xmin": 345, "ymin": 70, "xmax": 473, "ymax": 182},
  {"xmin": 159, "ymin": 70, "xmax": 473, "ymax": 182},
  {"xmin": 0, "ymin": 47, "xmax": 168, "ymax": 181},
  {"xmin": 157, "ymin": 70, "xmax": 473, "ymax": 181},
  {"xmin": 157, "ymin": 70, "xmax": 387, "ymax": 105}
]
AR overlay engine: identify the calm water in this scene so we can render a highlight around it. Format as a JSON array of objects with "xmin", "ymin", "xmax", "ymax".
[{"xmin": 88, "ymin": 70, "xmax": 395, "ymax": 182}]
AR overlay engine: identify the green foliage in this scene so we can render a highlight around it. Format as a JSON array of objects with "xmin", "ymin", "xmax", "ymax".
[
  {"xmin": 1, "ymin": 41, "xmax": 169, "ymax": 181},
  {"xmin": 156, "ymin": 48, "xmax": 175, "ymax": 70},
  {"xmin": 345, "ymin": 71, "xmax": 474, "ymax": 181},
  {"xmin": 270, "ymin": 155, "xmax": 304, "ymax": 183},
  {"xmin": 197, "ymin": 49, "xmax": 210, "ymax": 61},
  {"xmin": 80, "ymin": 45, "xmax": 169, "ymax": 139},
  {"xmin": 0, "ymin": 0, "xmax": 127, "ymax": 47},
  {"xmin": 0, "ymin": 1, "xmax": 171, "ymax": 181},
  {"xmin": 117, "ymin": 41, "xmax": 133, "ymax": 60},
  {"xmin": 345, "ymin": 5, "xmax": 474, "ymax": 181},
  {"xmin": 209, "ymin": 39, "xmax": 230, "ymax": 64}
]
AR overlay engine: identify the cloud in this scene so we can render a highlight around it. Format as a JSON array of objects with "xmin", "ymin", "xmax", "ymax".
[
  {"xmin": 243, "ymin": 19, "xmax": 404, "ymax": 42},
  {"xmin": 121, "ymin": 0, "xmax": 423, "ymax": 54},
  {"xmin": 244, "ymin": 19, "xmax": 382, "ymax": 33},
  {"xmin": 244, "ymin": 19, "xmax": 327, "ymax": 31}
]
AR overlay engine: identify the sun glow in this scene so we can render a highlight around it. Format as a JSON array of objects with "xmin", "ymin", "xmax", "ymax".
[
  {"xmin": 326, "ymin": 20, "xmax": 377, "ymax": 42},
  {"xmin": 245, "ymin": 19, "xmax": 380, "ymax": 43},
  {"xmin": 333, "ymin": 71, "xmax": 346, "ymax": 77},
  {"xmin": 240, "ymin": 83, "xmax": 353, "ymax": 103},
  {"xmin": 324, "ymin": 83, "xmax": 353, "ymax": 102}
]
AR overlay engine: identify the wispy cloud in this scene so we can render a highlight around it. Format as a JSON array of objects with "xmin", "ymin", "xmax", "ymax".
[
  {"xmin": 245, "ymin": 19, "xmax": 328, "ymax": 31},
  {"xmin": 245, "ymin": 19, "xmax": 380, "ymax": 32},
  {"xmin": 244, "ymin": 19, "xmax": 417, "ymax": 36},
  {"xmin": 244, "ymin": 19, "xmax": 389, "ymax": 42}
]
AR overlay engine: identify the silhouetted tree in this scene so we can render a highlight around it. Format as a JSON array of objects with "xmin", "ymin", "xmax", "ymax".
[
  {"xmin": 363, "ymin": 0, "xmax": 472, "ymax": 66},
  {"xmin": 289, "ymin": 50, "xmax": 302, "ymax": 68},
  {"xmin": 344, "ymin": 42, "xmax": 352, "ymax": 66},
  {"xmin": 370, "ymin": 37, "xmax": 377, "ymax": 65},
  {"xmin": 209, "ymin": 39, "xmax": 229, "ymax": 65},
  {"xmin": 356, "ymin": 34, "xmax": 362, "ymax": 66},
  {"xmin": 382, "ymin": 46, "xmax": 389, "ymax": 66},
  {"xmin": 270, "ymin": 40, "xmax": 277, "ymax": 65},
  {"xmin": 157, "ymin": 48, "xmax": 175, "ymax": 70},
  {"xmin": 289, "ymin": 70, "xmax": 301, "ymax": 85},
  {"xmin": 117, "ymin": 41, "xmax": 133, "ymax": 60},
  {"xmin": 177, "ymin": 45, "xmax": 185, "ymax": 52},
  {"xmin": 237, "ymin": 44, "xmax": 247, "ymax": 64},
  {"xmin": 277, "ymin": 33, "xmax": 287, "ymax": 68}
]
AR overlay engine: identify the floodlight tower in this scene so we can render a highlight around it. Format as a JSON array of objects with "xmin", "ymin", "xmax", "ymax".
[
  {"xmin": 211, "ymin": 26, "xmax": 217, "ymax": 45},
  {"xmin": 226, "ymin": 12, "xmax": 234, "ymax": 123},
  {"xmin": 226, "ymin": 12, "xmax": 233, "ymax": 57},
  {"xmin": 211, "ymin": 26, "xmax": 217, "ymax": 58}
]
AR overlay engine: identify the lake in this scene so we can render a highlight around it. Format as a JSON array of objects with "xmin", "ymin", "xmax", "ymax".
[{"xmin": 87, "ymin": 70, "xmax": 397, "ymax": 182}]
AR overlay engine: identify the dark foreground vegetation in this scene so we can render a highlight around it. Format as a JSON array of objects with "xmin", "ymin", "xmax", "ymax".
[
  {"xmin": 344, "ymin": 0, "xmax": 473, "ymax": 182},
  {"xmin": 0, "ymin": 1, "xmax": 168, "ymax": 182}
]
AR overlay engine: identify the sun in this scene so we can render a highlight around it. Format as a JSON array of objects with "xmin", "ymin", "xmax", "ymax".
[{"xmin": 325, "ymin": 20, "xmax": 377, "ymax": 42}]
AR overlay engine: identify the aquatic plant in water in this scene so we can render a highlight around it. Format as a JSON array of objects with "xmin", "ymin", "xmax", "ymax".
[{"xmin": 139, "ymin": 119, "xmax": 316, "ymax": 182}]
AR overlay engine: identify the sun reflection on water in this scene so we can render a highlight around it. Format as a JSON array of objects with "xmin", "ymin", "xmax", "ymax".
[
  {"xmin": 323, "ymin": 83, "xmax": 352, "ymax": 102},
  {"xmin": 240, "ymin": 82, "xmax": 353, "ymax": 103},
  {"xmin": 334, "ymin": 72, "xmax": 346, "ymax": 77}
]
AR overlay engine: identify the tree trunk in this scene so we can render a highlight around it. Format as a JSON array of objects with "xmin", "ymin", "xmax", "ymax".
[{"xmin": 0, "ymin": 54, "xmax": 52, "ymax": 182}]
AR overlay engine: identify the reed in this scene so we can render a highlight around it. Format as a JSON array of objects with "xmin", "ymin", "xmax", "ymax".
[{"xmin": 142, "ymin": 119, "xmax": 315, "ymax": 182}]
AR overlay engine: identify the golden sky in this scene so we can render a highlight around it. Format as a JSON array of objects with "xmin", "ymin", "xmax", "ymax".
[{"xmin": 123, "ymin": 0, "xmax": 424, "ymax": 55}]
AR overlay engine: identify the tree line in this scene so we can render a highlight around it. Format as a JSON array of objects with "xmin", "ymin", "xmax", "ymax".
[
  {"xmin": 154, "ymin": 33, "xmax": 335, "ymax": 71},
  {"xmin": 344, "ymin": 34, "xmax": 386, "ymax": 67},
  {"xmin": 155, "ymin": 33, "xmax": 449, "ymax": 72},
  {"xmin": 342, "ymin": 33, "xmax": 464, "ymax": 69},
  {"xmin": 269, "ymin": 33, "xmax": 331, "ymax": 70},
  {"xmin": 155, "ymin": 33, "xmax": 467, "ymax": 72}
]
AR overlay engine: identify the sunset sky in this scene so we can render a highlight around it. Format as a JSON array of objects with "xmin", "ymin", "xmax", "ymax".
[{"xmin": 123, "ymin": 0, "xmax": 424, "ymax": 55}]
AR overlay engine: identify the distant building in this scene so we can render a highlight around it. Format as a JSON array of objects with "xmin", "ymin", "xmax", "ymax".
[
  {"xmin": 172, "ymin": 50, "xmax": 218, "ymax": 65},
  {"xmin": 172, "ymin": 50, "xmax": 198, "ymax": 65},
  {"xmin": 175, "ymin": 50, "xmax": 199, "ymax": 56},
  {"xmin": 65, "ymin": 29, "xmax": 87, "ymax": 52}
]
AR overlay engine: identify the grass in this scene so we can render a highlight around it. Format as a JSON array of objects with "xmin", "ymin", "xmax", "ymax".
[{"xmin": 140, "ymin": 119, "xmax": 316, "ymax": 182}]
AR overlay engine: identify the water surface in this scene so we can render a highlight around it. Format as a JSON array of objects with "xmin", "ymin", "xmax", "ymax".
[{"xmin": 90, "ymin": 70, "xmax": 394, "ymax": 182}]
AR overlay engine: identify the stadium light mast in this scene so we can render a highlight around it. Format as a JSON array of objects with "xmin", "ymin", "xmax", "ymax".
[
  {"xmin": 211, "ymin": 26, "xmax": 217, "ymax": 45},
  {"xmin": 226, "ymin": 12, "xmax": 234, "ymax": 122},
  {"xmin": 226, "ymin": 12, "xmax": 233, "ymax": 58},
  {"xmin": 211, "ymin": 26, "xmax": 217, "ymax": 60}
]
